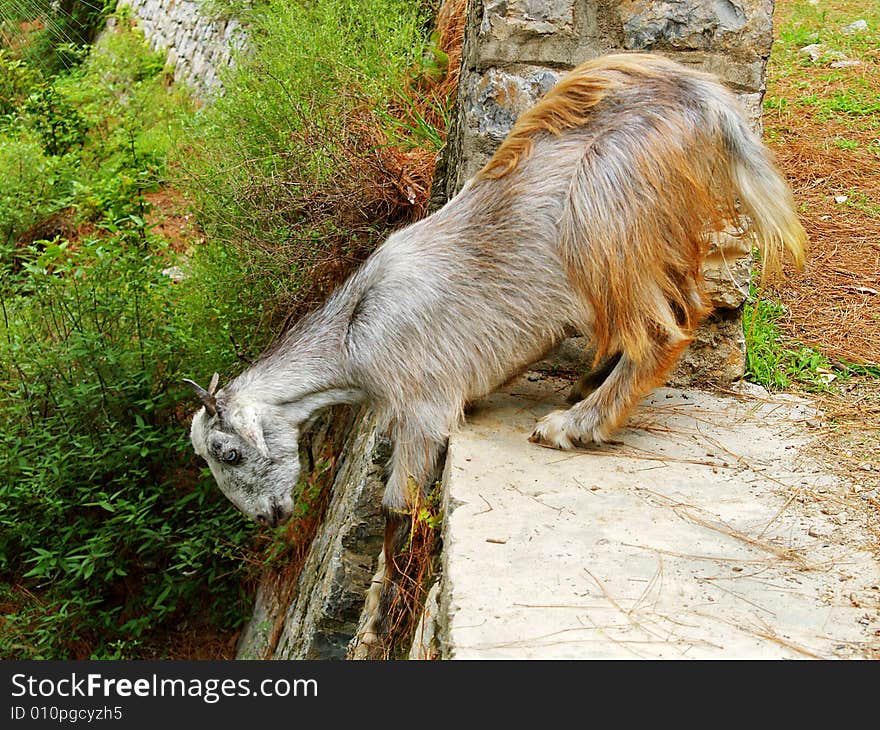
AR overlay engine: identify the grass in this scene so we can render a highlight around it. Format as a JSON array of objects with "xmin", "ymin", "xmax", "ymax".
[
  {"xmin": 176, "ymin": 0, "xmax": 449, "ymax": 334},
  {"xmin": 744, "ymin": 290, "xmax": 839, "ymax": 391},
  {"xmin": 0, "ymin": 11, "xmax": 271, "ymax": 660},
  {"xmin": 745, "ymin": 0, "xmax": 880, "ymax": 386}
]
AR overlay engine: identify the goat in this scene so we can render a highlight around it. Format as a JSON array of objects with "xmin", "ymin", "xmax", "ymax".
[{"xmin": 185, "ymin": 52, "xmax": 806, "ymax": 645}]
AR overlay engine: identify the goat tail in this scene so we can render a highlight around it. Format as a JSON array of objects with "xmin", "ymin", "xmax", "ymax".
[{"xmin": 718, "ymin": 107, "xmax": 808, "ymax": 280}]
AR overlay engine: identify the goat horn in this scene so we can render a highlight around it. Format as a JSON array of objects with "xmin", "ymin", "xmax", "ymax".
[{"xmin": 182, "ymin": 377, "xmax": 218, "ymax": 417}]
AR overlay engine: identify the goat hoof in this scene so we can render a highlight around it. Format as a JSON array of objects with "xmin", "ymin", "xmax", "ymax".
[{"xmin": 530, "ymin": 410, "xmax": 574, "ymax": 450}]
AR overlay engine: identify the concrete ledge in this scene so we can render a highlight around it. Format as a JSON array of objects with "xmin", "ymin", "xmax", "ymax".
[{"xmin": 426, "ymin": 374, "xmax": 880, "ymax": 659}]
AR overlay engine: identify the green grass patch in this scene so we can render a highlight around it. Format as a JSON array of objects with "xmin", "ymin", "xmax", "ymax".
[
  {"xmin": 821, "ymin": 85, "xmax": 880, "ymax": 121},
  {"xmin": 832, "ymin": 137, "xmax": 859, "ymax": 150},
  {"xmin": 842, "ymin": 189, "xmax": 880, "ymax": 217},
  {"xmin": 177, "ymin": 0, "xmax": 442, "ymax": 323},
  {"xmin": 765, "ymin": 0, "xmax": 880, "ymax": 131},
  {"xmin": 744, "ymin": 291, "xmax": 839, "ymax": 392}
]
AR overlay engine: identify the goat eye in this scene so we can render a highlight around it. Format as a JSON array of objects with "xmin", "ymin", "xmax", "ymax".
[{"xmin": 223, "ymin": 449, "xmax": 240, "ymax": 465}]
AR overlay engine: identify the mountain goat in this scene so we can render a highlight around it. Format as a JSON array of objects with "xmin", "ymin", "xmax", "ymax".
[{"xmin": 185, "ymin": 53, "xmax": 806, "ymax": 644}]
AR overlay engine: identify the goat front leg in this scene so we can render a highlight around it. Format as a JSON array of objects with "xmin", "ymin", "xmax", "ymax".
[
  {"xmin": 357, "ymin": 417, "xmax": 447, "ymax": 650},
  {"xmin": 531, "ymin": 333, "xmax": 689, "ymax": 448}
]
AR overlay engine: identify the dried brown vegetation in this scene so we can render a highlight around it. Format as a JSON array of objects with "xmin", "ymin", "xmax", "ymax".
[{"xmin": 763, "ymin": 14, "xmax": 880, "ymax": 367}]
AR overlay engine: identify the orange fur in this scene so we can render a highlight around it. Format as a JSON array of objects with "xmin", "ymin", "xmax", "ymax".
[
  {"xmin": 479, "ymin": 55, "xmax": 669, "ymax": 181},
  {"xmin": 478, "ymin": 54, "xmax": 804, "ymax": 366}
]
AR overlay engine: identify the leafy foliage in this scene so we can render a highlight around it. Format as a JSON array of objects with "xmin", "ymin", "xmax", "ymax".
[
  {"xmin": 178, "ymin": 0, "xmax": 443, "ymax": 329},
  {"xmin": 1, "ymin": 0, "xmax": 455, "ymax": 659},
  {"xmin": 0, "ymin": 15, "xmax": 258, "ymax": 659},
  {"xmin": 0, "ymin": 0, "xmax": 112, "ymax": 76}
]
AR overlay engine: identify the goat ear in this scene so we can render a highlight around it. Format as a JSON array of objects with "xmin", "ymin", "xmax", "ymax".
[{"xmin": 227, "ymin": 405, "xmax": 270, "ymax": 459}]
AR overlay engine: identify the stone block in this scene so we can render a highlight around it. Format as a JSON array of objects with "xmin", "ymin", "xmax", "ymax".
[
  {"xmin": 118, "ymin": 0, "xmax": 244, "ymax": 97},
  {"xmin": 236, "ymin": 407, "xmax": 389, "ymax": 659},
  {"xmin": 452, "ymin": 65, "xmax": 561, "ymax": 185},
  {"xmin": 480, "ymin": 0, "xmax": 576, "ymax": 41},
  {"xmin": 619, "ymin": 0, "xmax": 773, "ymax": 57},
  {"xmin": 466, "ymin": 65, "xmax": 560, "ymax": 142},
  {"xmin": 668, "ymin": 307, "xmax": 746, "ymax": 385},
  {"xmin": 703, "ymin": 229, "xmax": 753, "ymax": 309}
]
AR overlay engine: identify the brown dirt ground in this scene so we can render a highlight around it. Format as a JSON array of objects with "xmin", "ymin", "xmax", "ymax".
[
  {"xmin": 143, "ymin": 188, "xmax": 202, "ymax": 254},
  {"xmin": 765, "ymin": 87, "xmax": 880, "ymax": 368},
  {"xmin": 762, "ymin": 1, "xmax": 880, "ymax": 564}
]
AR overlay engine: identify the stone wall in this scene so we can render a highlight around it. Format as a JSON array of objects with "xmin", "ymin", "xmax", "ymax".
[
  {"xmin": 436, "ymin": 0, "xmax": 776, "ymax": 384},
  {"xmin": 117, "ymin": 0, "xmax": 245, "ymax": 96},
  {"xmin": 235, "ymin": 408, "xmax": 389, "ymax": 660}
]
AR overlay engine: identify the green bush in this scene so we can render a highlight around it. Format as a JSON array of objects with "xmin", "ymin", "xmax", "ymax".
[
  {"xmin": 1, "ymin": 14, "xmax": 186, "ymax": 271},
  {"xmin": 179, "ymin": 0, "xmax": 438, "ymax": 323},
  {"xmin": 0, "ymin": 0, "xmax": 112, "ymax": 76},
  {"xmin": 0, "ymin": 14, "xmax": 261, "ymax": 659},
  {"xmin": 0, "ymin": 50, "xmax": 41, "ymax": 117},
  {"xmin": 0, "ymin": 130, "xmax": 75, "ymax": 261},
  {"xmin": 1, "ymin": 0, "xmax": 452, "ymax": 659},
  {"xmin": 0, "ymin": 215, "xmax": 262, "ymax": 658},
  {"xmin": 24, "ymin": 83, "xmax": 87, "ymax": 155}
]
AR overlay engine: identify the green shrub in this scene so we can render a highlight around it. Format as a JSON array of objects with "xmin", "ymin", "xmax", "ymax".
[
  {"xmin": 179, "ymin": 0, "xmax": 439, "ymax": 323},
  {"xmin": 0, "ymin": 0, "xmax": 112, "ymax": 76},
  {"xmin": 24, "ymin": 83, "xmax": 87, "ymax": 155},
  {"xmin": 0, "ymin": 13, "xmax": 260, "ymax": 659},
  {"xmin": 0, "ymin": 50, "xmax": 41, "ymax": 118},
  {"xmin": 0, "ymin": 130, "xmax": 75, "ymax": 262},
  {"xmin": 0, "ymin": 213, "xmax": 260, "ymax": 659}
]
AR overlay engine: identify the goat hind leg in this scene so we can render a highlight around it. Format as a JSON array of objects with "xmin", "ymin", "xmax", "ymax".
[
  {"xmin": 566, "ymin": 352, "xmax": 623, "ymax": 404},
  {"xmin": 531, "ymin": 334, "xmax": 689, "ymax": 449}
]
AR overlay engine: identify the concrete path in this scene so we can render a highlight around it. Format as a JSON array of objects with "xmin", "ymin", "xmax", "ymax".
[{"xmin": 433, "ymin": 374, "xmax": 880, "ymax": 659}]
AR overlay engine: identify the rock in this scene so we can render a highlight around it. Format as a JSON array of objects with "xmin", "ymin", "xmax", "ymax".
[
  {"xmin": 799, "ymin": 43, "xmax": 825, "ymax": 62},
  {"xmin": 480, "ymin": 0, "xmax": 575, "ymax": 40},
  {"xmin": 668, "ymin": 308, "xmax": 747, "ymax": 386},
  {"xmin": 435, "ymin": 374, "xmax": 880, "ymax": 658},
  {"xmin": 408, "ymin": 582, "xmax": 442, "ymax": 660},
  {"xmin": 236, "ymin": 407, "xmax": 389, "ymax": 659},
  {"xmin": 621, "ymin": 0, "xmax": 763, "ymax": 54},
  {"xmin": 731, "ymin": 379, "xmax": 770, "ymax": 398},
  {"xmin": 703, "ymin": 228, "xmax": 752, "ymax": 309},
  {"xmin": 829, "ymin": 59, "xmax": 861, "ymax": 69},
  {"xmin": 160, "ymin": 265, "xmax": 186, "ymax": 282},
  {"xmin": 841, "ymin": 19, "xmax": 868, "ymax": 34},
  {"xmin": 798, "ymin": 44, "xmax": 848, "ymax": 64},
  {"xmin": 116, "ymin": 0, "xmax": 242, "ymax": 97},
  {"xmin": 452, "ymin": 66, "xmax": 561, "ymax": 185},
  {"xmin": 467, "ymin": 67, "xmax": 560, "ymax": 143}
]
